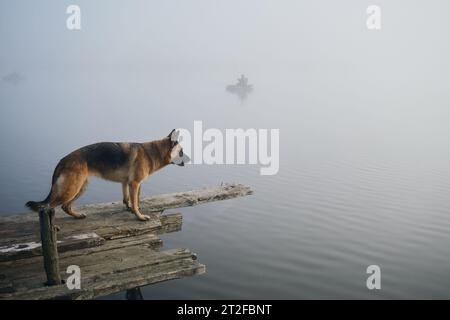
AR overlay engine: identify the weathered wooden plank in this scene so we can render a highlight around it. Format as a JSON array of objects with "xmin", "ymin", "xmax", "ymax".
[
  {"xmin": 0, "ymin": 184, "xmax": 250, "ymax": 245},
  {"xmin": 0, "ymin": 238, "xmax": 161, "ymax": 288},
  {"xmin": 4, "ymin": 259, "xmax": 205, "ymax": 300},
  {"xmin": 0, "ymin": 234, "xmax": 162, "ymax": 271},
  {"xmin": 139, "ymin": 183, "xmax": 253, "ymax": 212},
  {"xmin": 0, "ymin": 212, "xmax": 181, "ymax": 262},
  {"xmin": 74, "ymin": 259, "xmax": 205, "ymax": 300},
  {"xmin": 0, "ymin": 183, "xmax": 252, "ymax": 225},
  {"xmin": 0, "ymin": 232, "xmax": 105, "ymax": 262},
  {"xmin": 0, "ymin": 213, "xmax": 179, "ymax": 262},
  {"xmin": 0, "ymin": 245, "xmax": 191, "ymax": 289},
  {"xmin": 0, "ymin": 247, "xmax": 204, "ymax": 300}
]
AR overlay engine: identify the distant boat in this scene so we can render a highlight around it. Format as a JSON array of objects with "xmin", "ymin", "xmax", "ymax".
[
  {"xmin": 226, "ymin": 75, "xmax": 253, "ymax": 100},
  {"xmin": 226, "ymin": 83, "xmax": 253, "ymax": 94}
]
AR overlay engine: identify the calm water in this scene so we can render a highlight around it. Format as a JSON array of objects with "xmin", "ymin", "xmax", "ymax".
[{"xmin": 1, "ymin": 0, "xmax": 450, "ymax": 299}]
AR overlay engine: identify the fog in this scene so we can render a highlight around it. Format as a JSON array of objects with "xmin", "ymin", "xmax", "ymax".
[
  {"xmin": 1, "ymin": 1, "xmax": 450, "ymax": 299},
  {"xmin": 2, "ymin": 1, "xmax": 450, "ymax": 80}
]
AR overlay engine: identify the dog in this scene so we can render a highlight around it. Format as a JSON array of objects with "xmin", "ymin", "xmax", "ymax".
[{"xmin": 26, "ymin": 129, "xmax": 189, "ymax": 221}]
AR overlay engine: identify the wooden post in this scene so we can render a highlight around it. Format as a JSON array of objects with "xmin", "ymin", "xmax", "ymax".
[
  {"xmin": 126, "ymin": 287, "xmax": 144, "ymax": 300},
  {"xmin": 38, "ymin": 208, "xmax": 62, "ymax": 286}
]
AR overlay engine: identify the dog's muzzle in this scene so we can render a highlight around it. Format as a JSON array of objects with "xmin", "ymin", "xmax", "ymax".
[{"xmin": 172, "ymin": 153, "xmax": 190, "ymax": 166}]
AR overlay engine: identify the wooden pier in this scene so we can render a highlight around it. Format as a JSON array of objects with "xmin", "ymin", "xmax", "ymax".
[{"xmin": 0, "ymin": 183, "xmax": 252, "ymax": 300}]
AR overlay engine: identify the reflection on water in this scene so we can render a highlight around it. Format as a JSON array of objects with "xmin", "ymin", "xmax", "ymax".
[{"xmin": 1, "ymin": 66, "xmax": 450, "ymax": 299}]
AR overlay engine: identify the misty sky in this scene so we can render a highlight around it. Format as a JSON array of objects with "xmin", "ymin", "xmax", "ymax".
[
  {"xmin": 2, "ymin": 0, "xmax": 450, "ymax": 154},
  {"xmin": 1, "ymin": 1, "xmax": 450, "ymax": 78},
  {"xmin": 1, "ymin": 0, "xmax": 450, "ymax": 147}
]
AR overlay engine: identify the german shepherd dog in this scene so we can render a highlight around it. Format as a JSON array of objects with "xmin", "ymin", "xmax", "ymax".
[{"xmin": 26, "ymin": 130, "xmax": 188, "ymax": 221}]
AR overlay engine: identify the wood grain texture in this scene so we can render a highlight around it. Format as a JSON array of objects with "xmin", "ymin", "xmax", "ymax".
[
  {"xmin": 0, "ymin": 183, "xmax": 252, "ymax": 299},
  {"xmin": 38, "ymin": 209, "xmax": 61, "ymax": 285}
]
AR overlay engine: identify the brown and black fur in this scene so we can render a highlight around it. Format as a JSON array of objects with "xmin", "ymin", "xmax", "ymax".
[{"xmin": 26, "ymin": 130, "xmax": 185, "ymax": 221}]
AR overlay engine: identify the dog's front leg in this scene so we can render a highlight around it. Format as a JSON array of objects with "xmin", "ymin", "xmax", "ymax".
[{"xmin": 129, "ymin": 181, "xmax": 151, "ymax": 221}]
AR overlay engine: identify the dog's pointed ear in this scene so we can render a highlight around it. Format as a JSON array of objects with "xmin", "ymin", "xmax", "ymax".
[
  {"xmin": 169, "ymin": 129, "xmax": 180, "ymax": 142},
  {"xmin": 167, "ymin": 129, "xmax": 176, "ymax": 138}
]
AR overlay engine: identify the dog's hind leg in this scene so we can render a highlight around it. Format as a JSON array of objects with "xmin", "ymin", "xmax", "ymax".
[
  {"xmin": 122, "ymin": 182, "xmax": 132, "ymax": 211},
  {"xmin": 129, "ymin": 181, "xmax": 150, "ymax": 221},
  {"xmin": 61, "ymin": 178, "xmax": 88, "ymax": 219}
]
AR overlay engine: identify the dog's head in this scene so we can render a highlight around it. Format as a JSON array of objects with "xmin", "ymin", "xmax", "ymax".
[{"xmin": 166, "ymin": 129, "xmax": 190, "ymax": 166}]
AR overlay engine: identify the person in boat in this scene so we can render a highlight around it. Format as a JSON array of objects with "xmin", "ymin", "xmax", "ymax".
[{"xmin": 237, "ymin": 74, "xmax": 248, "ymax": 87}]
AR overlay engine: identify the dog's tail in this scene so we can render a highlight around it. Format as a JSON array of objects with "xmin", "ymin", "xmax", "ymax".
[
  {"xmin": 25, "ymin": 190, "xmax": 52, "ymax": 212},
  {"xmin": 25, "ymin": 162, "xmax": 62, "ymax": 212},
  {"xmin": 25, "ymin": 199, "xmax": 50, "ymax": 212}
]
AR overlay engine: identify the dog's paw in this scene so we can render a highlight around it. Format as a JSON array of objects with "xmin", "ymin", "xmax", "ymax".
[
  {"xmin": 123, "ymin": 202, "xmax": 132, "ymax": 212},
  {"xmin": 75, "ymin": 213, "xmax": 87, "ymax": 219},
  {"xmin": 137, "ymin": 214, "xmax": 151, "ymax": 221}
]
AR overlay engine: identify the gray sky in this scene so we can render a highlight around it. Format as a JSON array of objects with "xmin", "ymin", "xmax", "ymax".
[
  {"xmin": 2, "ymin": 0, "xmax": 450, "ymax": 76},
  {"xmin": 1, "ymin": 0, "xmax": 450, "ymax": 139}
]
